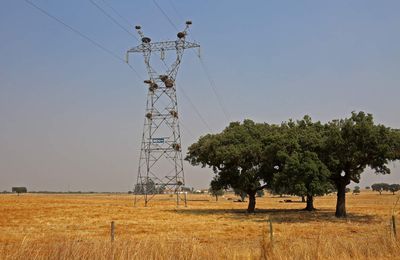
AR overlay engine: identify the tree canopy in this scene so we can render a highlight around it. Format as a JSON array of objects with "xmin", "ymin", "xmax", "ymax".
[
  {"xmin": 186, "ymin": 112, "xmax": 400, "ymax": 217},
  {"xmin": 12, "ymin": 187, "xmax": 27, "ymax": 195},
  {"xmin": 371, "ymin": 183, "xmax": 390, "ymax": 194},
  {"xmin": 209, "ymin": 179, "xmax": 225, "ymax": 201},
  {"xmin": 321, "ymin": 112, "xmax": 400, "ymax": 217},
  {"xmin": 389, "ymin": 184, "xmax": 400, "ymax": 195},
  {"xmin": 271, "ymin": 117, "xmax": 332, "ymax": 210},
  {"xmin": 186, "ymin": 120, "xmax": 270, "ymax": 212}
]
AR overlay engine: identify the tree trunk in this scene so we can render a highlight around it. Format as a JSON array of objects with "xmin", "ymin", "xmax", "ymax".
[
  {"xmin": 215, "ymin": 195, "xmax": 218, "ymax": 201},
  {"xmin": 247, "ymin": 192, "xmax": 256, "ymax": 213},
  {"xmin": 379, "ymin": 191, "xmax": 382, "ymax": 195},
  {"xmin": 305, "ymin": 195, "xmax": 315, "ymax": 211},
  {"xmin": 301, "ymin": 196, "xmax": 305, "ymax": 202},
  {"xmin": 335, "ymin": 182, "xmax": 347, "ymax": 218}
]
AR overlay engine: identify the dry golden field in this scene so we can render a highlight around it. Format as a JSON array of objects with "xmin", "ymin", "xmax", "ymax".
[{"xmin": 0, "ymin": 191, "xmax": 399, "ymax": 260}]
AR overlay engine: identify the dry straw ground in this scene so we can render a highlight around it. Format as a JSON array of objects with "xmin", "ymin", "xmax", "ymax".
[{"xmin": 0, "ymin": 191, "xmax": 399, "ymax": 259}]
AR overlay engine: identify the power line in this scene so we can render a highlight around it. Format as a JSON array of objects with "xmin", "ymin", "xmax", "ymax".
[
  {"xmin": 178, "ymin": 120, "xmax": 196, "ymax": 139},
  {"xmin": 158, "ymin": 60, "xmax": 212, "ymax": 132},
  {"xmin": 85, "ymin": 0, "xmax": 203, "ymax": 138},
  {"xmin": 23, "ymin": 0, "xmax": 199, "ymax": 142},
  {"xmin": 126, "ymin": 63, "xmax": 143, "ymax": 80},
  {"xmin": 26, "ymin": 0, "xmax": 206, "ymax": 138},
  {"xmin": 152, "ymin": 0, "xmax": 178, "ymax": 31},
  {"xmin": 168, "ymin": 0, "xmax": 184, "ymax": 21},
  {"xmin": 99, "ymin": 0, "xmax": 133, "ymax": 28},
  {"xmin": 23, "ymin": 0, "xmax": 142, "ymax": 80},
  {"xmin": 151, "ymin": 0, "xmax": 231, "ymax": 122},
  {"xmin": 197, "ymin": 56, "xmax": 231, "ymax": 121},
  {"xmin": 88, "ymin": 0, "xmax": 214, "ymax": 135},
  {"xmin": 178, "ymin": 84, "xmax": 213, "ymax": 132},
  {"xmin": 88, "ymin": 0, "xmax": 138, "ymax": 41}
]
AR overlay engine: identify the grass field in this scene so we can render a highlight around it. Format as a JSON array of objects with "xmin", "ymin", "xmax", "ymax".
[{"xmin": 0, "ymin": 191, "xmax": 399, "ymax": 259}]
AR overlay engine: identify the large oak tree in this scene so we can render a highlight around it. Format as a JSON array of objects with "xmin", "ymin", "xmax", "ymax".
[
  {"xmin": 321, "ymin": 112, "xmax": 400, "ymax": 217},
  {"xmin": 271, "ymin": 117, "xmax": 332, "ymax": 211},
  {"xmin": 186, "ymin": 120, "xmax": 272, "ymax": 213}
]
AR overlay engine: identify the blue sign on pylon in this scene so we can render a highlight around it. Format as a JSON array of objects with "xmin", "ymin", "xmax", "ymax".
[{"xmin": 152, "ymin": 138, "xmax": 165, "ymax": 144}]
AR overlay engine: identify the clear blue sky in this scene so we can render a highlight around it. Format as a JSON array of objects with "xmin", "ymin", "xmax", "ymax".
[{"xmin": 1, "ymin": 0, "xmax": 399, "ymax": 191}]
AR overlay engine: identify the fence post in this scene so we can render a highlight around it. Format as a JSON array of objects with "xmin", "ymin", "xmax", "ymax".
[
  {"xmin": 184, "ymin": 192, "xmax": 187, "ymax": 207},
  {"xmin": 268, "ymin": 218, "xmax": 273, "ymax": 247},
  {"xmin": 111, "ymin": 221, "xmax": 115, "ymax": 242}
]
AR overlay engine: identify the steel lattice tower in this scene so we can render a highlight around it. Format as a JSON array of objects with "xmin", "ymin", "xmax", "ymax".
[{"xmin": 126, "ymin": 21, "xmax": 199, "ymax": 206}]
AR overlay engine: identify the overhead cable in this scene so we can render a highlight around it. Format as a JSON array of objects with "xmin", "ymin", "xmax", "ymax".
[
  {"xmin": 151, "ymin": 0, "xmax": 231, "ymax": 122},
  {"xmin": 23, "ymin": 0, "xmax": 142, "ymax": 80},
  {"xmin": 88, "ymin": 0, "xmax": 139, "ymax": 41}
]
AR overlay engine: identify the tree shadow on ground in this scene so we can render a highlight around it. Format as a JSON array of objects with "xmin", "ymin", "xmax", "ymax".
[{"xmin": 165, "ymin": 208, "xmax": 379, "ymax": 224}]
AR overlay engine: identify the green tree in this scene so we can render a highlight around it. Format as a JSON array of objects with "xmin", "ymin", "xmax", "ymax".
[
  {"xmin": 371, "ymin": 183, "xmax": 390, "ymax": 195},
  {"xmin": 268, "ymin": 185, "xmax": 289, "ymax": 197},
  {"xmin": 12, "ymin": 187, "xmax": 27, "ymax": 196},
  {"xmin": 353, "ymin": 186, "xmax": 361, "ymax": 194},
  {"xmin": 321, "ymin": 112, "xmax": 400, "ymax": 217},
  {"xmin": 389, "ymin": 184, "xmax": 400, "ymax": 195},
  {"xmin": 274, "ymin": 151, "xmax": 332, "ymax": 211},
  {"xmin": 209, "ymin": 179, "xmax": 224, "ymax": 201},
  {"xmin": 256, "ymin": 189, "xmax": 265, "ymax": 197},
  {"xmin": 272, "ymin": 117, "xmax": 332, "ymax": 211},
  {"xmin": 186, "ymin": 120, "xmax": 271, "ymax": 213},
  {"xmin": 234, "ymin": 188, "xmax": 247, "ymax": 202}
]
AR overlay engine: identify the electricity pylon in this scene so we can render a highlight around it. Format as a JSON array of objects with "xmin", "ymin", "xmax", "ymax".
[{"xmin": 126, "ymin": 21, "xmax": 199, "ymax": 206}]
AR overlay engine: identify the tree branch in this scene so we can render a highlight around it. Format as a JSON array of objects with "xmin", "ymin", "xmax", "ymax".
[{"xmin": 257, "ymin": 184, "xmax": 268, "ymax": 191}]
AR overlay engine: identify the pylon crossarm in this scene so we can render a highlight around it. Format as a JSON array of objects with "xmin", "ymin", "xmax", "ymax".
[{"xmin": 127, "ymin": 40, "xmax": 199, "ymax": 53}]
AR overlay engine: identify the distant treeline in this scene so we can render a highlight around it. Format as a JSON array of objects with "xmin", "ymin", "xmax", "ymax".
[{"xmin": 2, "ymin": 190, "xmax": 133, "ymax": 194}]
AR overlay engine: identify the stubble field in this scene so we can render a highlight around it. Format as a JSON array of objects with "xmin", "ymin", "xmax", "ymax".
[{"xmin": 0, "ymin": 191, "xmax": 399, "ymax": 259}]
